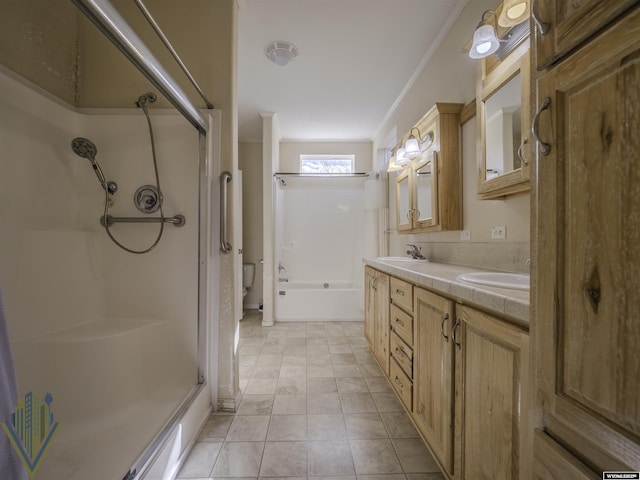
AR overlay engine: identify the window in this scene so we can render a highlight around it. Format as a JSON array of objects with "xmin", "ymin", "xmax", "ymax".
[{"xmin": 300, "ymin": 154, "xmax": 354, "ymax": 174}]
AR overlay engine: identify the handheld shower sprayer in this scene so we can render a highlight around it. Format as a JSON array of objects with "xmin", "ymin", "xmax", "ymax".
[{"xmin": 71, "ymin": 137, "xmax": 118, "ymax": 195}]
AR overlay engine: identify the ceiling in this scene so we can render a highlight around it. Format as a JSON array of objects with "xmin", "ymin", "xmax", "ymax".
[{"xmin": 237, "ymin": 0, "xmax": 465, "ymax": 142}]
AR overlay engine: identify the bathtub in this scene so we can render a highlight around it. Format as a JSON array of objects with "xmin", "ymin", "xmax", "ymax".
[
  {"xmin": 275, "ymin": 282, "xmax": 364, "ymax": 321},
  {"xmin": 11, "ymin": 318, "xmax": 192, "ymax": 480}
]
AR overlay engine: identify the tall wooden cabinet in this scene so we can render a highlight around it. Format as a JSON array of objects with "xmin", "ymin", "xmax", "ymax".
[{"xmin": 533, "ymin": 3, "xmax": 640, "ymax": 474}]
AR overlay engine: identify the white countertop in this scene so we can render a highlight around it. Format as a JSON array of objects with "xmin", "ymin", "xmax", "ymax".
[{"xmin": 365, "ymin": 257, "xmax": 530, "ymax": 327}]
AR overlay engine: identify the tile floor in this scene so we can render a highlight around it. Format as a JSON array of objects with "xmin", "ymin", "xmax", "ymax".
[{"xmin": 176, "ymin": 312, "xmax": 445, "ymax": 480}]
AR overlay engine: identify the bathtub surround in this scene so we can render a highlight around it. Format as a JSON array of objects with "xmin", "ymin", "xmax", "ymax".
[{"xmin": 274, "ymin": 175, "xmax": 366, "ymax": 322}]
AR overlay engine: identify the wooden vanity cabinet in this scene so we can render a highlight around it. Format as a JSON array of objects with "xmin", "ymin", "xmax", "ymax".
[
  {"xmin": 413, "ymin": 288, "xmax": 455, "ymax": 477},
  {"xmin": 454, "ymin": 305, "xmax": 529, "ymax": 480},
  {"xmin": 533, "ymin": 5, "xmax": 640, "ymax": 475},
  {"xmin": 364, "ymin": 266, "xmax": 390, "ymax": 375},
  {"xmin": 534, "ymin": 0, "xmax": 640, "ymax": 70}
]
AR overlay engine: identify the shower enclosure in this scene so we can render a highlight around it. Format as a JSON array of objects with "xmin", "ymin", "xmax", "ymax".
[
  {"xmin": 0, "ymin": 1, "xmax": 219, "ymax": 479},
  {"xmin": 274, "ymin": 174, "xmax": 367, "ymax": 321}
]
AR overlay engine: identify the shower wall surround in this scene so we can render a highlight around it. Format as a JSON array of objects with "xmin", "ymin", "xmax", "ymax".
[{"xmin": 0, "ymin": 70, "xmax": 201, "ymax": 480}]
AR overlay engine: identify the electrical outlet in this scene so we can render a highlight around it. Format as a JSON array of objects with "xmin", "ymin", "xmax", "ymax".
[
  {"xmin": 460, "ymin": 230, "xmax": 471, "ymax": 241},
  {"xmin": 491, "ymin": 225, "xmax": 506, "ymax": 240}
]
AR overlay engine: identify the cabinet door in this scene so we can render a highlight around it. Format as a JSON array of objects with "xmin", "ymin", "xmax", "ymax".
[
  {"xmin": 374, "ymin": 272, "xmax": 390, "ymax": 375},
  {"xmin": 413, "ymin": 288, "xmax": 455, "ymax": 475},
  {"xmin": 535, "ymin": 0, "xmax": 640, "ymax": 70},
  {"xmin": 396, "ymin": 170, "xmax": 413, "ymax": 232},
  {"xmin": 535, "ymin": 8, "xmax": 640, "ymax": 471},
  {"xmin": 456, "ymin": 305, "xmax": 529, "ymax": 480},
  {"xmin": 364, "ymin": 267, "xmax": 376, "ymax": 347}
]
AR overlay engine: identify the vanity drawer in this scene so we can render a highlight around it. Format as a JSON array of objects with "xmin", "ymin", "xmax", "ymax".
[
  {"xmin": 390, "ymin": 303, "xmax": 414, "ymax": 345},
  {"xmin": 390, "ymin": 331, "xmax": 413, "ymax": 378},
  {"xmin": 390, "ymin": 357, "xmax": 413, "ymax": 411},
  {"xmin": 390, "ymin": 277, "xmax": 413, "ymax": 313}
]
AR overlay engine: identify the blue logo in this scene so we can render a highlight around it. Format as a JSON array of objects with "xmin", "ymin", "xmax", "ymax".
[{"xmin": 1, "ymin": 391, "xmax": 59, "ymax": 477}]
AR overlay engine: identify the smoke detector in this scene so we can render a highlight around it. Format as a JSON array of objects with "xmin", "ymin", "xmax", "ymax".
[{"xmin": 265, "ymin": 41, "xmax": 299, "ymax": 66}]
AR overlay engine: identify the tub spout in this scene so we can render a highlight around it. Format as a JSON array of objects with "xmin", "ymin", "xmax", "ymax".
[{"xmin": 279, "ymin": 277, "xmax": 289, "ymax": 283}]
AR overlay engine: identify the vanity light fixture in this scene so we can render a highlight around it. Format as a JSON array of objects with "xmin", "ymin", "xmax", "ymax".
[
  {"xmin": 404, "ymin": 128, "xmax": 434, "ymax": 158},
  {"xmin": 387, "ymin": 147, "xmax": 411, "ymax": 172},
  {"xmin": 469, "ymin": 11, "xmax": 501, "ymax": 59},
  {"xmin": 498, "ymin": 0, "xmax": 530, "ymax": 27}
]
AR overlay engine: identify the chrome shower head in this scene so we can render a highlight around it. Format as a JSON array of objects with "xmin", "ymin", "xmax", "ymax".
[
  {"xmin": 136, "ymin": 92, "xmax": 157, "ymax": 108},
  {"xmin": 71, "ymin": 137, "xmax": 97, "ymax": 159},
  {"xmin": 71, "ymin": 137, "xmax": 117, "ymax": 195}
]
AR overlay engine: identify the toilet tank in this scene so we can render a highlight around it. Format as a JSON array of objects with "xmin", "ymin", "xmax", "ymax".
[{"xmin": 242, "ymin": 263, "xmax": 255, "ymax": 287}]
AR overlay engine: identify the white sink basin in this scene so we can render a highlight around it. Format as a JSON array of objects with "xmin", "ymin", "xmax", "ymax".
[
  {"xmin": 377, "ymin": 256, "xmax": 429, "ymax": 263},
  {"xmin": 457, "ymin": 272, "xmax": 529, "ymax": 290}
]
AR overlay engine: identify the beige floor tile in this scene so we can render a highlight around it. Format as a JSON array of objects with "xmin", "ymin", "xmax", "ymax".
[
  {"xmin": 307, "ymin": 377, "xmax": 338, "ymax": 395},
  {"xmin": 392, "ymin": 438, "xmax": 441, "ymax": 473},
  {"xmin": 331, "ymin": 353, "xmax": 357, "ymax": 365},
  {"xmin": 364, "ymin": 377, "xmax": 392, "ymax": 393},
  {"xmin": 236, "ymin": 395, "xmax": 274, "ymax": 416},
  {"xmin": 260, "ymin": 441, "xmax": 308, "ymax": 477},
  {"xmin": 272, "ymin": 394, "xmax": 307, "ymax": 414},
  {"xmin": 276, "ymin": 376, "xmax": 307, "ymax": 394},
  {"xmin": 197, "ymin": 414, "xmax": 234, "ymax": 442},
  {"xmin": 226, "ymin": 415, "xmax": 270, "ymax": 441},
  {"xmin": 340, "ymin": 393, "xmax": 377, "ymax": 413},
  {"xmin": 244, "ymin": 379, "xmax": 277, "ymax": 395},
  {"xmin": 381, "ymin": 412, "xmax": 419, "ymax": 438},
  {"xmin": 308, "ymin": 440, "xmax": 355, "ymax": 476},
  {"xmin": 267, "ymin": 414, "xmax": 308, "ymax": 440},
  {"xmin": 307, "ymin": 393, "xmax": 342, "ymax": 414},
  {"xmin": 176, "ymin": 441, "xmax": 222, "ymax": 478},
  {"xmin": 344, "ymin": 413, "xmax": 389, "ymax": 439},
  {"xmin": 307, "ymin": 352, "xmax": 331, "ymax": 365},
  {"xmin": 308, "ymin": 414, "xmax": 347, "ymax": 440},
  {"xmin": 350, "ymin": 439, "xmax": 403, "ymax": 474},
  {"xmin": 251, "ymin": 365, "xmax": 280, "ymax": 379},
  {"xmin": 308, "ymin": 364, "xmax": 335, "ymax": 377},
  {"xmin": 279, "ymin": 364, "xmax": 307, "ymax": 378},
  {"xmin": 337, "ymin": 377, "xmax": 369, "ymax": 393},
  {"xmin": 210, "ymin": 441, "xmax": 264, "ymax": 477},
  {"xmin": 372, "ymin": 392, "xmax": 404, "ymax": 413}
]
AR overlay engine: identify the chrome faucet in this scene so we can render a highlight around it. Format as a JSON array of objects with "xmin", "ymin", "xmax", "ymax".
[
  {"xmin": 278, "ymin": 261, "xmax": 287, "ymax": 273},
  {"xmin": 406, "ymin": 244, "xmax": 426, "ymax": 259}
]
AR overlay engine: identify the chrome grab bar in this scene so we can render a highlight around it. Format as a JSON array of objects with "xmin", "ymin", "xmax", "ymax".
[
  {"xmin": 220, "ymin": 171, "xmax": 232, "ymax": 254},
  {"xmin": 100, "ymin": 214, "xmax": 185, "ymax": 227}
]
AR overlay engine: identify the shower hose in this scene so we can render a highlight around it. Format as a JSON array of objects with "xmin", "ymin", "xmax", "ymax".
[{"xmin": 102, "ymin": 98, "xmax": 165, "ymax": 254}]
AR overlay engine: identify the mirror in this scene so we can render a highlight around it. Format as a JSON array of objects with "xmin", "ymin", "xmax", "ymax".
[
  {"xmin": 478, "ymin": 44, "xmax": 531, "ymax": 199},
  {"xmin": 414, "ymin": 152, "xmax": 438, "ymax": 227},
  {"xmin": 484, "ymin": 73, "xmax": 521, "ymax": 180},
  {"xmin": 397, "ymin": 172, "xmax": 411, "ymax": 231}
]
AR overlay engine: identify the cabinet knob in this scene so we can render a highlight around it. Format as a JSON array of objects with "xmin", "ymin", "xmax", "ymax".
[
  {"xmin": 396, "ymin": 289, "xmax": 405, "ymax": 296},
  {"xmin": 394, "ymin": 376, "xmax": 404, "ymax": 388},
  {"xmin": 517, "ymin": 137, "xmax": 529, "ymax": 166}
]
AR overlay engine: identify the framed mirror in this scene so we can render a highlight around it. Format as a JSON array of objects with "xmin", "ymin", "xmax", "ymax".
[
  {"xmin": 478, "ymin": 42, "xmax": 531, "ymax": 199},
  {"xmin": 396, "ymin": 170, "xmax": 412, "ymax": 232},
  {"xmin": 414, "ymin": 152, "xmax": 438, "ymax": 229}
]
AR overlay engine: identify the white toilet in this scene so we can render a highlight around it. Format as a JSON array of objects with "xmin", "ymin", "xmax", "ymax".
[{"xmin": 242, "ymin": 263, "xmax": 255, "ymax": 305}]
